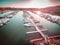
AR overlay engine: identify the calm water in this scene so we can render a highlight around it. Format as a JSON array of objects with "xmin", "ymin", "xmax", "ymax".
[{"xmin": 0, "ymin": 11, "xmax": 60, "ymax": 45}]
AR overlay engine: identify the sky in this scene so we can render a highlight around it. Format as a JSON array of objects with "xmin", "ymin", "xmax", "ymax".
[{"xmin": 0, "ymin": 0, "xmax": 60, "ymax": 8}]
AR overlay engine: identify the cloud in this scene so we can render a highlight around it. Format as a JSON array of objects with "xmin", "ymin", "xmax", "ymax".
[
  {"xmin": 49, "ymin": 0, "xmax": 60, "ymax": 4},
  {"xmin": 0, "ymin": 0, "xmax": 31, "ymax": 6},
  {"xmin": 49, "ymin": 0, "xmax": 60, "ymax": 2},
  {"xmin": 0, "ymin": 0, "xmax": 59, "ymax": 8},
  {"xmin": 0, "ymin": 0, "xmax": 31, "ymax": 4}
]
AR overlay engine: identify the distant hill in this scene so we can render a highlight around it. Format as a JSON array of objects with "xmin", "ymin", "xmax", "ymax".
[
  {"xmin": 40, "ymin": 5, "xmax": 60, "ymax": 16},
  {"xmin": 0, "ymin": 5, "xmax": 60, "ymax": 16}
]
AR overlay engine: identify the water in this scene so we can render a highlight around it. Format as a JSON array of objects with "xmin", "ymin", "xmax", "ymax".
[{"xmin": 0, "ymin": 11, "xmax": 60, "ymax": 45}]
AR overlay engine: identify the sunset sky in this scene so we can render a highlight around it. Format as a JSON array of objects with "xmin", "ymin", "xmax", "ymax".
[{"xmin": 0, "ymin": 0, "xmax": 60, "ymax": 8}]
